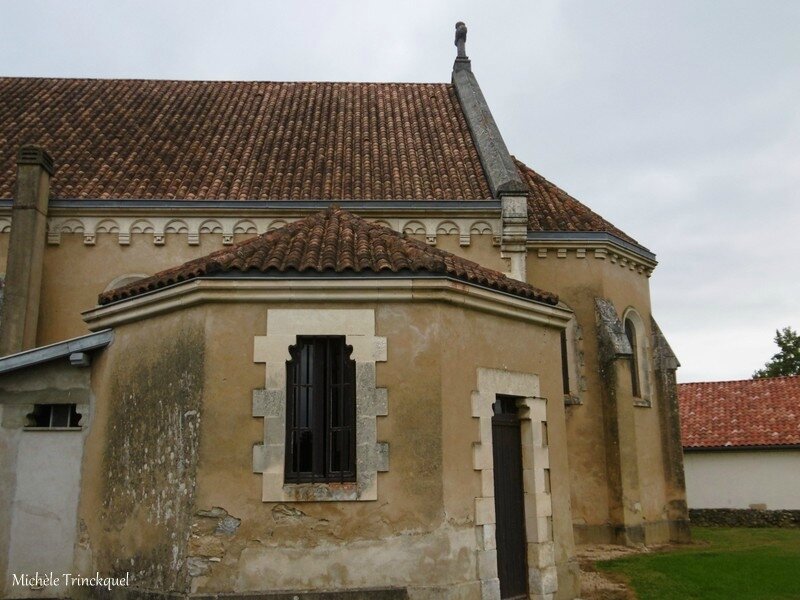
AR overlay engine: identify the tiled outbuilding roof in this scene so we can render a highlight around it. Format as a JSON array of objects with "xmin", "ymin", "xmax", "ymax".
[
  {"xmin": 679, "ymin": 375, "xmax": 800, "ymax": 449},
  {"xmin": 0, "ymin": 78, "xmax": 491, "ymax": 201},
  {"xmin": 517, "ymin": 159, "xmax": 639, "ymax": 245},
  {"xmin": 99, "ymin": 206, "xmax": 558, "ymax": 306}
]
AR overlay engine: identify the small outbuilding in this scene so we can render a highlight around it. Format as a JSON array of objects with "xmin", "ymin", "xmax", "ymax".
[{"xmin": 679, "ymin": 375, "xmax": 800, "ymax": 524}]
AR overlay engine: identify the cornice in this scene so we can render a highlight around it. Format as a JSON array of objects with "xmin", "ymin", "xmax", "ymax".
[
  {"xmin": 82, "ymin": 277, "xmax": 573, "ymax": 331},
  {"xmin": 0, "ymin": 198, "xmax": 500, "ymax": 214},
  {"xmin": 527, "ymin": 231, "xmax": 657, "ymax": 276}
]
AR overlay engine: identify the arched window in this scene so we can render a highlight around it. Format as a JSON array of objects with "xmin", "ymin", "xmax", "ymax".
[
  {"xmin": 285, "ymin": 336, "xmax": 356, "ymax": 483},
  {"xmin": 623, "ymin": 308, "xmax": 651, "ymax": 406},
  {"xmin": 624, "ymin": 318, "xmax": 641, "ymax": 397},
  {"xmin": 103, "ymin": 273, "xmax": 149, "ymax": 292}
]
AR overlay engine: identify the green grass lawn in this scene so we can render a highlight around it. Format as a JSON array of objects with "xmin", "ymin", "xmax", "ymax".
[{"xmin": 596, "ymin": 527, "xmax": 800, "ymax": 600}]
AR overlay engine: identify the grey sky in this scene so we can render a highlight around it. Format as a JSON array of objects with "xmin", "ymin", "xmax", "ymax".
[{"xmin": 2, "ymin": 0, "xmax": 798, "ymax": 382}]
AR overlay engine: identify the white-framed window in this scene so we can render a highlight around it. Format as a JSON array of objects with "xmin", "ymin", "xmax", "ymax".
[{"xmin": 252, "ymin": 309, "xmax": 388, "ymax": 502}]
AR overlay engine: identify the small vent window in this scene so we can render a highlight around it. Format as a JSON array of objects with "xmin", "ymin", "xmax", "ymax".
[{"xmin": 26, "ymin": 404, "xmax": 81, "ymax": 429}]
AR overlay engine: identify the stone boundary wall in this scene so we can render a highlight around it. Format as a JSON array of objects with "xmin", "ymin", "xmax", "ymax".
[{"xmin": 689, "ymin": 508, "xmax": 800, "ymax": 528}]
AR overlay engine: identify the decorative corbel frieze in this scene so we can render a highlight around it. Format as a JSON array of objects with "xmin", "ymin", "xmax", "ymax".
[{"xmin": 41, "ymin": 215, "xmax": 503, "ymax": 252}]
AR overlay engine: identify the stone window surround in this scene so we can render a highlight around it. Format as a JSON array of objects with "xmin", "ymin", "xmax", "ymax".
[
  {"xmin": 622, "ymin": 307, "xmax": 652, "ymax": 408},
  {"xmin": 472, "ymin": 367, "xmax": 557, "ymax": 600},
  {"xmin": 252, "ymin": 308, "xmax": 388, "ymax": 502}
]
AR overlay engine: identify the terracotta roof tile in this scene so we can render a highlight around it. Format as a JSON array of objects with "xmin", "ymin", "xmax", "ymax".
[
  {"xmin": 0, "ymin": 78, "xmax": 491, "ymax": 201},
  {"xmin": 99, "ymin": 206, "xmax": 558, "ymax": 306},
  {"xmin": 679, "ymin": 376, "xmax": 800, "ymax": 449},
  {"xmin": 2, "ymin": 78, "xmax": 640, "ymax": 245},
  {"xmin": 516, "ymin": 158, "xmax": 639, "ymax": 245}
]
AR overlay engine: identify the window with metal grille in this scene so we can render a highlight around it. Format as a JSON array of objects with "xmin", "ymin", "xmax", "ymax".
[{"xmin": 285, "ymin": 336, "xmax": 356, "ymax": 483}]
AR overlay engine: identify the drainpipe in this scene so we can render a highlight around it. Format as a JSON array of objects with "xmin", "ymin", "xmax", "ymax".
[{"xmin": 0, "ymin": 146, "xmax": 53, "ymax": 355}]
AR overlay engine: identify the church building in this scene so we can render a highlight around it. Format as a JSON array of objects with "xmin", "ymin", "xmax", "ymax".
[{"xmin": 0, "ymin": 24, "xmax": 688, "ymax": 600}]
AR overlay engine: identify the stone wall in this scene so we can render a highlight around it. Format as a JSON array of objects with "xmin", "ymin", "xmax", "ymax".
[{"xmin": 689, "ymin": 508, "xmax": 800, "ymax": 528}]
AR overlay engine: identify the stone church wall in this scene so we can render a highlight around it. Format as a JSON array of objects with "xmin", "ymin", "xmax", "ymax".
[
  {"xmin": 527, "ymin": 249, "xmax": 687, "ymax": 545},
  {"xmin": 77, "ymin": 297, "xmax": 577, "ymax": 599}
]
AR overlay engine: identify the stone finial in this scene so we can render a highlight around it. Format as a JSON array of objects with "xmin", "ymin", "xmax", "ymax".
[{"xmin": 454, "ymin": 21, "xmax": 468, "ymax": 59}]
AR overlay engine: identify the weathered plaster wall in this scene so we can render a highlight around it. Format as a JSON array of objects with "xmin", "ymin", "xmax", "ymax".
[
  {"xmin": 190, "ymin": 302, "xmax": 459, "ymax": 596},
  {"xmin": 436, "ymin": 234, "xmax": 507, "ymax": 274},
  {"xmin": 527, "ymin": 251, "xmax": 683, "ymax": 545},
  {"xmin": 38, "ymin": 233, "xmax": 226, "ymax": 345},
  {"xmin": 684, "ymin": 450, "xmax": 800, "ymax": 510},
  {"xmin": 0, "ymin": 232, "xmax": 9, "ymax": 271},
  {"xmin": 0, "ymin": 361, "xmax": 92, "ymax": 598},
  {"xmin": 137, "ymin": 298, "xmax": 578, "ymax": 599},
  {"xmin": 29, "ymin": 231, "xmax": 504, "ymax": 348},
  {"xmin": 77, "ymin": 311, "xmax": 205, "ymax": 595},
  {"xmin": 438, "ymin": 304, "xmax": 579, "ymax": 599},
  {"xmin": 7, "ymin": 433, "xmax": 84, "ymax": 597}
]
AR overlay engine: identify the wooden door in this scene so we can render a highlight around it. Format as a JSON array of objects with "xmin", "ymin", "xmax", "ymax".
[{"xmin": 492, "ymin": 396, "xmax": 529, "ymax": 599}]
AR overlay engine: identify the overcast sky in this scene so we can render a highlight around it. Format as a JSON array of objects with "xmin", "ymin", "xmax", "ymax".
[{"xmin": 2, "ymin": 1, "xmax": 798, "ymax": 382}]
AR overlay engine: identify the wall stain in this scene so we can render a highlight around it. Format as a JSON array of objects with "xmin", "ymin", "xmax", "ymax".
[{"xmin": 99, "ymin": 323, "xmax": 204, "ymax": 594}]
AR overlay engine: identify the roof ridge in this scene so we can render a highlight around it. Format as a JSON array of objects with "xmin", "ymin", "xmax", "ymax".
[
  {"xmin": 679, "ymin": 374, "xmax": 800, "ymax": 386},
  {"xmin": 0, "ymin": 76, "xmax": 452, "ymax": 86}
]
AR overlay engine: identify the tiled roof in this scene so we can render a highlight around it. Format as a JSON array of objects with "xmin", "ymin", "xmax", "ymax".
[
  {"xmin": 516, "ymin": 158, "xmax": 639, "ymax": 245},
  {"xmin": 679, "ymin": 375, "xmax": 800, "ymax": 449},
  {"xmin": 98, "ymin": 206, "xmax": 558, "ymax": 306},
  {"xmin": 0, "ymin": 78, "xmax": 491, "ymax": 200},
  {"xmin": 1, "ymin": 78, "xmax": 639, "ymax": 244}
]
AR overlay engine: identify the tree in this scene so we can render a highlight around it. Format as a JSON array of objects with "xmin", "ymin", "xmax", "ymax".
[{"xmin": 753, "ymin": 326, "xmax": 800, "ymax": 379}]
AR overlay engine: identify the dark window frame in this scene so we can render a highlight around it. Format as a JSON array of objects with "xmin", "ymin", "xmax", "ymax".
[
  {"xmin": 560, "ymin": 329, "xmax": 571, "ymax": 395},
  {"xmin": 285, "ymin": 336, "xmax": 357, "ymax": 484}
]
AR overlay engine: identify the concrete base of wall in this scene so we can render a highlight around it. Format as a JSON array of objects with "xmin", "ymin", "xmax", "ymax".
[{"xmin": 690, "ymin": 509, "xmax": 800, "ymax": 528}]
